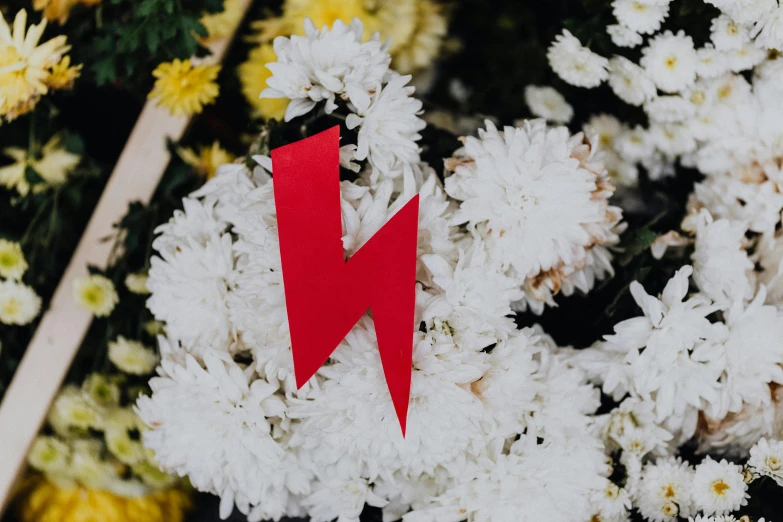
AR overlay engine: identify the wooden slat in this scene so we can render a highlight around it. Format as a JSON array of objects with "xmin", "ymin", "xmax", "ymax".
[{"xmin": 0, "ymin": 1, "xmax": 251, "ymax": 512}]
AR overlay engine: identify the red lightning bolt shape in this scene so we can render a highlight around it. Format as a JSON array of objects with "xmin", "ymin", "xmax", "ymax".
[{"xmin": 271, "ymin": 126, "xmax": 420, "ymax": 435}]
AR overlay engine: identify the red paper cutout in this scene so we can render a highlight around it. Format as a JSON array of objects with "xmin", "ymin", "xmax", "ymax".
[{"xmin": 272, "ymin": 126, "xmax": 420, "ymax": 435}]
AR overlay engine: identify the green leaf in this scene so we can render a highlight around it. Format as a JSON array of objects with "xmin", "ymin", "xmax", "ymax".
[{"xmin": 24, "ymin": 166, "xmax": 44, "ymax": 186}]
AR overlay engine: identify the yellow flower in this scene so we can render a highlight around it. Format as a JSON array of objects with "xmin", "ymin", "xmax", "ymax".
[
  {"xmin": 390, "ymin": 0, "xmax": 447, "ymax": 74},
  {"xmin": 104, "ymin": 408, "xmax": 147, "ymax": 466},
  {"xmin": 148, "ymin": 59, "xmax": 220, "ymax": 117},
  {"xmin": 33, "ymin": 0, "xmax": 103, "ymax": 25},
  {"xmin": 238, "ymin": 44, "xmax": 289, "ymax": 120},
  {"xmin": 0, "ymin": 239, "xmax": 28, "ymax": 280},
  {"xmin": 49, "ymin": 385, "xmax": 105, "ymax": 433},
  {"xmin": 82, "ymin": 373, "xmax": 120, "ymax": 409},
  {"xmin": 124, "ymin": 273, "xmax": 149, "ymax": 294},
  {"xmin": 108, "ymin": 336, "xmax": 158, "ymax": 375},
  {"xmin": 16, "ymin": 476, "xmax": 191, "ymax": 522},
  {"xmin": 46, "ymin": 55, "xmax": 81, "ymax": 90},
  {"xmin": 73, "ymin": 274, "xmax": 118, "ymax": 317},
  {"xmin": 0, "ymin": 9, "xmax": 70, "ymax": 121},
  {"xmin": 0, "ymin": 134, "xmax": 81, "ymax": 196},
  {"xmin": 199, "ymin": 0, "xmax": 244, "ymax": 42},
  {"xmin": 27, "ymin": 436, "xmax": 71, "ymax": 474},
  {"xmin": 178, "ymin": 141, "xmax": 235, "ymax": 179}
]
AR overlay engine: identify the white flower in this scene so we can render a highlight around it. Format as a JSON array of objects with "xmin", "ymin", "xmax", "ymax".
[
  {"xmin": 108, "ymin": 336, "xmax": 159, "ymax": 375},
  {"xmin": 0, "ymin": 279, "xmax": 41, "ymax": 325},
  {"xmin": 547, "ymin": 30, "xmax": 609, "ymax": 88},
  {"xmin": 711, "ymin": 15, "xmax": 749, "ymax": 50},
  {"xmin": 124, "ymin": 273, "xmax": 150, "ymax": 294},
  {"xmin": 607, "ymin": 24, "xmax": 643, "ymax": 47},
  {"xmin": 0, "ymin": 239, "xmax": 27, "ymax": 280},
  {"xmin": 645, "ymin": 95, "xmax": 696, "ymax": 122},
  {"xmin": 595, "ymin": 397, "xmax": 673, "ymax": 457},
  {"xmin": 586, "ymin": 114, "xmax": 623, "ymax": 151},
  {"xmin": 136, "ymin": 352, "xmax": 303, "ymax": 521},
  {"xmin": 747, "ymin": 438, "xmax": 783, "ymax": 485},
  {"xmin": 48, "ymin": 385, "xmax": 104, "ymax": 433},
  {"xmin": 616, "ymin": 125, "xmax": 655, "ymax": 162},
  {"xmin": 650, "ymin": 122, "xmax": 696, "ymax": 156},
  {"xmin": 346, "ymin": 74, "xmax": 425, "ymax": 180},
  {"xmin": 752, "ymin": 4, "xmax": 783, "ymax": 50},
  {"xmin": 641, "ymin": 30, "xmax": 698, "ymax": 93},
  {"xmin": 636, "ymin": 457, "xmax": 695, "ymax": 522},
  {"xmin": 28, "ymin": 436, "xmax": 70, "ymax": 473},
  {"xmin": 589, "ymin": 480, "xmax": 632, "ymax": 522},
  {"xmin": 524, "ymin": 85, "xmax": 573, "ymax": 123},
  {"xmin": 691, "ymin": 457, "xmax": 748, "ymax": 515},
  {"xmin": 707, "ymin": 0, "xmax": 776, "ymax": 25},
  {"xmin": 261, "ymin": 18, "xmax": 391, "ymax": 121},
  {"xmin": 727, "ymin": 43, "xmax": 766, "ymax": 72},
  {"xmin": 302, "ymin": 460, "xmax": 387, "ymax": 522},
  {"xmin": 695, "ymin": 45, "xmax": 731, "ymax": 78},
  {"xmin": 73, "ymin": 274, "xmax": 118, "ymax": 318},
  {"xmin": 608, "ymin": 56, "xmax": 657, "ymax": 106},
  {"xmin": 613, "ymin": 0, "xmax": 669, "ymax": 34}
]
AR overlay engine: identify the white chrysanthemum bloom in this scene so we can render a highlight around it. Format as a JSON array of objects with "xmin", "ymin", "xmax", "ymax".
[
  {"xmin": 302, "ymin": 460, "xmax": 387, "ymax": 522},
  {"xmin": 48, "ymin": 385, "xmax": 104, "ymax": 434},
  {"xmin": 147, "ymin": 232, "xmax": 236, "ymax": 357},
  {"xmin": 108, "ymin": 336, "xmax": 159, "ymax": 375},
  {"xmin": 711, "ymin": 15, "xmax": 749, "ymax": 50},
  {"xmin": 650, "ymin": 122, "xmax": 697, "ymax": 156},
  {"xmin": 73, "ymin": 274, "xmax": 118, "ymax": 318},
  {"xmin": 523, "ymin": 85, "xmax": 573, "ymax": 123},
  {"xmin": 261, "ymin": 18, "xmax": 391, "ymax": 121},
  {"xmin": 641, "ymin": 30, "xmax": 698, "ymax": 93},
  {"xmin": 289, "ymin": 318, "xmax": 492, "ymax": 479},
  {"xmin": 608, "ymin": 56, "xmax": 657, "ymax": 106},
  {"xmin": 696, "ymin": 45, "xmax": 731, "ymax": 78},
  {"xmin": 727, "ymin": 42, "xmax": 767, "ymax": 72},
  {"xmin": 445, "ymin": 120, "xmax": 623, "ymax": 314},
  {"xmin": 346, "ymin": 73, "xmax": 425, "ymax": 181},
  {"xmin": 636, "ymin": 457, "xmax": 695, "ymax": 522},
  {"xmin": 616, "ymin": 125, "xmax": 655, "ymax": 162},
  {"xmin": 607, "ymin": 23, "xmax": 643, "ymax": 47},
  {"xmin": 691, "ymin": 457, "xmax": 748, "ymax": 515},
  {"xmin": 752, "ymin": 4, "xmax": 783, "ymax": 50},
  {"xmin": 612, "ymin": 0, "xmax": 669, "ymax": 34},
  {"xmin": 595, "ymin": 267, "xmax": 726, "ymax": 435},
  {"xmin": 0, "ymin": 239, "xmax": 27, "ymax": 280},
  {"xmin": 645, "ymin": 95, "xmax": 697, "ymax": 123},
  {"xmin": 747, "ymin": 438, "xmax": 783, "ymax": 485},
  {"xmin": 124, "ymin": 273, "xmax": 149, "ymax": 294},
  {"xmin": 28, "ymin": 436, "xmax": 70, "ymax": 474},
  {"xmin": 589, "ymin": 480, "xmax": 632, "ymax": 522},
  {"xmin": 595, "ymin": 397, "xmax": 673, "ymax": 457},
  {"xmin": 690, "ymin": 210, "xmax": 754, "ymax": 306},
  {"xmin": 0, "ymin": 279, "xmax": 41, "ymax": 325},
  {"xmin": 404, "ymin": 439, "xmax": 609, "ymax": 522},
  {"xmin": 136, "ymin": 351, "xmax": 304, "ymax": 521},
  {"xmin": 586, "ymin": 114, "xmax": 623, "ymax": 151},
  {"xmin": 547, "ymin": 30, "xmax": 609, "ymax": 88},
  {"xmin": 708, "ymin": 0, "xmax": 776, "ymax": 25},
  {"xmin": 152, "ymin": 197, "xmax": 227, "ymax": 256}
]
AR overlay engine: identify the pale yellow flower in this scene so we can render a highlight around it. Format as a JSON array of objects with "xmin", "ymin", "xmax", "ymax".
[
  {"xmin": 124, "ymin": 273, "xmax": 149, "ymax": 294},
  {"xmin": 27, "ymin": 436, "xmax": 71, "ymax": 473},
  {"xmin": 0, "ymin": 9, "xmax": 70, "ymax": 120},
  {"xmin": 49, "ymin": 385, "xmax": 104, "ymax": 432},
  {"xmin": 178, "ymin": 141, "xmax": 235, "ymax": 179},
  {"xmin": 199, "ymin": 0, "xmax": 244, "ymax": 42},
  {"xmin": 82, "ymin": 373, "xmax": 120, "ymax": 408},
  {"xmin": 238, "ymin": 44, "xmax": 289, "ymax": 120},
  {"xmin": 73, "ymin": 274, "xmax": 118, "ymax": 317},
  {"xmin": 33, "ymin": 0, "xmax": 103, "ymax": 25},
  {"xmin": 148, "ymin": 59, "xmax": 220, "ymax": 117},
  {"xmin": 0, "ymin": 134, "xmax": 81, "ymax": 195},
  {"xmin": 391, "ymin": 0, "xmax": 447, "ymax": 74},
  {"xmin": 108, "ymin": 336, "xmax": 159, "ymax": 375},
  {"xmin": 0, "ymin": 239, "xmax": 28, "ymax": 280},
  {"xmin": 46, "ymin": 55, "xmax": 81, "ymax": 90},
  {"xmin": 104, "ymin": 408, "xmax": 146, "ymax": 466},
  {"xmin": 0, "ymin": 279, "xmax": 41, "ymax": 325}
]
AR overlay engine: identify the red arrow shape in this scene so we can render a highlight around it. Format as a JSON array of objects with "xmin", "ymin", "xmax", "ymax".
[{"xmin": 272, "ymin": 126, "xmax": 419, "ymax": 435}]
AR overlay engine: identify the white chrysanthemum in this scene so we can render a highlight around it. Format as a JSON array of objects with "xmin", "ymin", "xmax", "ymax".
[
  {"xmin": 645, "ymin": 94, "xmax": 697, "ymax": 123},
  {"xmin": 524, "ymin": 85, "xmax": 573, "ymax": 123},
  {"xmin": 696, "ymin": 393, "xmax": 781, "ymax": 456},
  {"xmin": 594, "ymin": 397, "xmax": 673, "ymax": 457},
  {"xmin": 727, "ymin": 43, "xmax": 767, "ymax": 72},
  {"xmin": 445, "ymin": 120, "xmax": 623, "ymax": 313},
  {"xmin": 636, "ymin": 457, "xmax": 695, "ymax": 522},
  {"xmin": 0, "ymin": 279, "xmax": 41, "ymax": 325},
  {"xmin": 48, "ymin": 385, "xmax": 104, "ymax": 434},
  {"xmin": 302, "ymin": 460, "xmax": 387, "ymax": 522},
  {"xmin": 607, "ymin": 23, "xmax": 643, "ymax": 47},
  {"xmin": 752, "ymin": 4, "xmax": 783, "ymax": 50},
  {"xmin": 691, "ymin": 457, "xmax": 748, "ymax": 516},
  {"xmin": 711, "ymin": 15, "xmax": 749, "ymax": 50},
  {"xmin": 696, "ymin": 45, "xmax": 731, "ymax": 78},
  {"xmin": 0, "ymin": 239, "xmax": 27, "ymax": 280},
  {"xmin": 589, "ymin": 480, "xmax": 632, "ymax": 522},
  {"xmin": 616, "ymin": 125, "xmax": 655, "ymax": 162},
  {"xmin": 108, "ymin": 336, "xmax": 159, "ymax": 375},
  {"xmin": 690, "ymin": 210, "xmax": 754, "ymax": 306},
  {"xmin": 608, "ymin": 56, "xmax": 657, "ymax": 106},
  {"xmin": 28, "ymin": 436, "xmax": 70, "ymax": 474},
  {"xmin": 124, "ymin": 273, "xmax": 149, "ymax": 294},
  {"xmin": 346, "ymin": 73, "xmax": 425, "ymax": 180},
  {"xmin": 641, "ymin": 30, "xmax": 698, "ymax": 93},
  {"xmin": 650, "ymin": 122, "xmax": 697, "ymax": 156},
  {"xmin": 147, "ymin": 232, "xmax": 236, "ymax": 356},
  {"xmin": 136, "ymin": 351, "xmax": 305, "ymax": 521},
  {"xmin": 73, "ymin": 274, "xmax": 118, "ymax": 318},
  {"xmin": 747, "ymin": 438, "xmax": 783, "ymax": 485},
  {"xmin": 547, "ymin": 30, "xmax": 609, "ymax": 88},
  {"xmin": 612, "ymin": 0, "xmax": 669, "ymax": 34},
  {"xmin": 261, "ymin": 18, "xmax": 391, "ymax": 121},
  {"xmin": 586, "ymin": 114, "xmax": 623, "ymax": 151}
]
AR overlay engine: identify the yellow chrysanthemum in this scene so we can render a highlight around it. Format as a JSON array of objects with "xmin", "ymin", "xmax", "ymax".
[
  {"xmin": 390, "ymin": 0, "xmax": 447, "ymax": 74},
  {"xmin": 0, "ymin": 134, "xmax": 81, "ymax": 196},
  {"xmin": 33, "ymin": 0, "xmax": 103, "ymax": 25},
  {"xmin": 178, "ymin": 141, "xmax": 235, "ymax": 179},
  {"xmin": 0, "ymin": 9, "xmax": 70, "ymax": 121},
  {"xmin": 73, "ymin": 274, "xmax": 118, "ymax": 317},
  {"xmin": 46, "ymin": 55, "xmax": 81, "ymax": 90},
  {"xmin": 0, "ymin": 239, "xmax": 28, "ymax": 280},
  {"xmin": 148, "ymin": 59, "xmax": 220, "ymax": 117},
  {"xmin": 17, "ymin": 477, "xmax": 191, "ymax": 522},
  {"xmin": 199, "ymin": 0, "xmax": 244, "ymax": 42},
  {"xmin": 238, "ymin": 44, "xmax": 289, "ymax": 120}
]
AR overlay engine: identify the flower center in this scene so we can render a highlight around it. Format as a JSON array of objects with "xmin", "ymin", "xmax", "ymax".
[
  {"xmin": 2, "ymin": 299, "xmax": 19, "ymax": 317},
  {"xmin": 663, "ymin": 484, "xmax": 676, "ymax": 498},
  {"xmin": 767, "ymin": 456, "xmax": 781, "ymax": 471},
  {"xmin": 662, "ymin": 502, "xmax": 678, "ymax": 516},
  {"xmin": 664, "ymin": 56, "xmax": 678, "ymax": 69},
  {"xmin": 711, "ymin": 480, "xmax": 730, "ymax": 496}
]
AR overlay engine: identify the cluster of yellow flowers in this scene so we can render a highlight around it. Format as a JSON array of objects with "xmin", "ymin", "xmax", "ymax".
[
  {"xmin": 0, "ymin": 135, "xmax": 81, "ymax": 196},
  {"xmin": 238, "ymin": 0, "xmax": 447, "ymax": 121},
  {"xmin": 0, "ymin": 9, "xmax": 81, "ymax": 122},
  {"xmin": 0, "ymin": 239, "xmax": 41, "ymax": 327}
]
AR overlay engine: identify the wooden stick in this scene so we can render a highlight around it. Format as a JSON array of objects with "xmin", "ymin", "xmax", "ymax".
[{"xmin": 0, "ymin": 2, "xmax": 251, "ymax": 512}]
